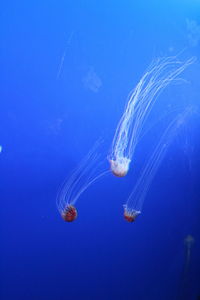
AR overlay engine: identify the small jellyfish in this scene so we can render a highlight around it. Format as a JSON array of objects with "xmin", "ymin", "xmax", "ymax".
[
  {"xmin": 124, "ymin": 208, "xmax": 140, "ymax": 222},
  {"xmin": 83, "ymin": 66, "xmax": 102, "ymax": 93},
  {"xmin": 179, "ymin": 234, "xmax": 195, "ymax": 298},
  {"xmin": 109, "ymin": 56, "xmax": 195, "ymax": 177},
  {"xmin": 184, "ymin": 234, "xmax": 195, "ymax": 272},
  {"xmin": 123, "ymin": 106, "xmax": 194, "ymax": 222},
  {"xmin": 57, "ymin": 140, "xmax": 108, "ymax": 222},
  {"xmin": 61, "ymin": 205, "xmax": 77, "ymax": 222}
]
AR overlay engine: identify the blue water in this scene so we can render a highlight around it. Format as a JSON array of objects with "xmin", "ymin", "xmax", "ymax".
[{"xmin": 0, "ymin": 1, "xmax": 200, "ymax": 299}]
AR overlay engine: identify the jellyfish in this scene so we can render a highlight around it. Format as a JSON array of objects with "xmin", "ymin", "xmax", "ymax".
[
  {"xmin": 109, "ymin": 56, "xmax": 195, "ymax": 177},
  {"xmin": 123, "ymin": 106, "xmax": 194, "ymax": 222},
  {"xmin": 184, "ymin": 234, "xmax": 195, "ymax": 274},
  {"xmin": 57, "ymin": 141, "xmax": 108, "ymax": 222},
  {"xmin": 179, "ymin": 235, "xmax": 195, "ymax": 299}
]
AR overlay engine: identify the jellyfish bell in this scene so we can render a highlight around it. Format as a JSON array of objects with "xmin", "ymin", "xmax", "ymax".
[
  {"xmin": 123, "ymin": 205, "xmax": 141, "ymax": 222},
  {"xmin": 184, "ymin": 235, "xmax": 195, "ymax": 249},
  {"xmin": 109, "ymin": 157, "xmax": 131, "ymax": 177},
  {"xmin": 61, "ymin": 205, "xmax": 77, "ymax": 222}
]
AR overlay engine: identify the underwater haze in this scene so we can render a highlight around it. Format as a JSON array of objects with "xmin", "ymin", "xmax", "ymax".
[{"xmin": 0, "ymin": 1, "xmax": 200, "ymax": 299}]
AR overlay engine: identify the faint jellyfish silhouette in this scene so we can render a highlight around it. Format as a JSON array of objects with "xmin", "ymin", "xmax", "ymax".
[
  {"xmin": 123, "ymin": 106, "xmax": 194, "ymax": 222},
  {"xmin": 109, "ymin": 56, "xmax": 195, "ymax": 178},
  {"xmin": 57, "ymin": 140, "xmax": 108, "ymax": 222},
  {"xmin": 179, "ymin": 234, "xmax": 195, "ymax": 299},
  {"xmin": 186, "ymin": 18, "xmax": 200, "ymax": 47},
  {"xmin": 184, "ymin": 235, "xmax": 195, "ymax": 274},
  {"xmin": 82, "ymin": 67, "xmax": 102, "ymax": 93}
]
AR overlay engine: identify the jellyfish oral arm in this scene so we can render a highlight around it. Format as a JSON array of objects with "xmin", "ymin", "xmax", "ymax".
[{"xmin": 70, "ymin": 170, "xmax": 109, "ymax": 205}]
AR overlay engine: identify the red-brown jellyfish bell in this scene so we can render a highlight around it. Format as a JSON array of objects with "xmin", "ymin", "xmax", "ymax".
[
  {"xmin": 109, "ymin": 56, "xmax": 195, "ymax": 177},
  {"xmin": 56, "ymin": 140, "xmax": 109, "ymax": 222},
  {"xmin": 123, "ymin": 205, "xmax": 141, "ymax": 222},
  {"xmin": 109, "ymin": 157, "xmax": 130, "ymax": 177},
  {"xmin": 61, "ymin": 205, "xmax": 77, "ymax": 222}
]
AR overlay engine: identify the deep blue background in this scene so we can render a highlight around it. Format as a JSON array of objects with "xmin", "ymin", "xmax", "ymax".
[{"xmin": 0, "ymin": 1, "xmax": 200, "ymax": 299}]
